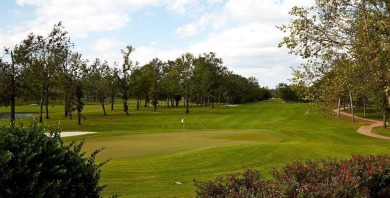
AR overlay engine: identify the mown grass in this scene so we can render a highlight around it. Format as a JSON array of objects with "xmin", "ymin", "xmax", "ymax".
[{"xmin": 1, "ymin": 100, "xmax": 390, "ymax": 197}]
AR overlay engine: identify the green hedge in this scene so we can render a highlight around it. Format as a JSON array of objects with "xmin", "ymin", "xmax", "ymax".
[{"xmin": 0, "ymin": 121, "xmax": 108, "ymax": 197}]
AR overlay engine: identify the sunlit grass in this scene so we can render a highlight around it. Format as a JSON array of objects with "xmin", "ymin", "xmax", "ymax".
[{"xmin": 2, "ymin": 100, "xmax": 390, "ymax": 197}]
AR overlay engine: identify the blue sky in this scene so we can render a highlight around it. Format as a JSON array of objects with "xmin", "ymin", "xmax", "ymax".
[{"xmin": 0, "ymin": 0, "xmax": 313, "ymax": 88}]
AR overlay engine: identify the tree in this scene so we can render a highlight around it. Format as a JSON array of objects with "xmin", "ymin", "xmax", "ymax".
[
  {"xmin": 193, "ymin": 52, "xmax": 226, "ymax": 108},
  {"xmin": 68, "ymin": 53, "xmax": 88, "ymax": 125},
  {"xmin": 279, "ymin": 0, "xmax": 390, "ymax": 127},
  {"xmin": 13, "ymin": 22, "xmax": 72, "ymax": 122},
  {"xmin": 87, "ymin": 58, "xmax": 111, "ymax": 116},
  {"xmin": 162, "ymin": 60, "xmax": 182, "ymax": 107},
  {"xmin": 0, "ymin": 52, "xmax": 16, "ymax": 125},
  {"xmin": 118, "ymin": 46, "xmax": 138, "ymax": 115},
  {"xmin": 0, "ymin": 122, "xmax": 109, "ymax": 196},
  {"xmin": 176, "ymin": 53, "xmax": 194, "ymax": 113},
  {"xmin": 144, "ymin": 58, "xmax": 164, "ymax": 111},
  {"xmin": 276, "ymin": 83, "xmax": 298, "ymax": 102}
]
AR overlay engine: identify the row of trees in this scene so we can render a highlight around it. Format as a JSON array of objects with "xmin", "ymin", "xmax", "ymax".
[
  {"xmin": 279, "ymin": 0, "xmax": 390, "ymax": 127},
  {"xmin": 0, "ymin": 22, "xmax": 271, "ymax": 125}
]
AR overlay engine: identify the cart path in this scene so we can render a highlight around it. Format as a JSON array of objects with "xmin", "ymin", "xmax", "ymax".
[{"xmin": 334, "ymin": 109, "xmax": 390, "ymax": 140}]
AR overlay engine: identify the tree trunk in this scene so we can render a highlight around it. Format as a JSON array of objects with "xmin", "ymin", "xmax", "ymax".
[
  {"xmin": 363, "ymin": 97, "xmax": 366, "ymax": 117},
  {"xmin": 349, "ymin": 91, "xmax": 354, "ymax": 122},
  {"xmin": 124, "ymin": 99, "xmax": 129, "ymax": 115},
  {"xmin": 337, "ymin": 97, "xmax": 341, "ymax": 118},
  {"xmin": 100, "ymin": 98, "xmax": 107, "ymax": 116},
  {"xmin": 343, "ymin": 100, "xmax": 346, "ymax": 111},
  {"xmin": 64, "ymin": 91, "xmax": 69, "ymax": 116},
  {"xmin": 77, "ymin": 106, "xmax": 81, "ymax": 125},
  {"xmin": 111, "ymin": 92, "xmax": 115, "ymax": 110},
  {"xmin": 153, "ymin": 100, "xmax": 157, "ymax": 112},
  {"xmin": 186, "ymin": 97, "xmax": 189, "ymax": 114},
  {"xmin": 39, "ymin": 98, "xmax": 44, "ymax": 123},
  {"xmin": 382, "ymin": 93, "xmax": 388, "ymax": 128},
  {"xmin": 45, "ymin": 93, "xmax": 50, "ymax": 119},
  {"xmin": 10, "ymin": 52, "xmax": 15, "ymax": 125},
  {"xmin": 144, "ymin": 96, "xmax": 149, "ymax": 107}
]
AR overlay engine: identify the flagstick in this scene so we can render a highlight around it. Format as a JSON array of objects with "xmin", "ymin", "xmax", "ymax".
[{"xmin": 181, "ymin": 118, "xmax": 185, "ymax": 138}]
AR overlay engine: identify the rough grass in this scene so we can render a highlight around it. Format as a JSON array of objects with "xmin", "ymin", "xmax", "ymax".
[{"xmin": 2, "ymin": 100, "xmax": 390, "ymax": 197}]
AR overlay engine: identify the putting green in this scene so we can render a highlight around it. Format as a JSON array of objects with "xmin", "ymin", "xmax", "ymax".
[{"xmin": 81, "ymin": 129, "xmax": 288, "ymax": 160}]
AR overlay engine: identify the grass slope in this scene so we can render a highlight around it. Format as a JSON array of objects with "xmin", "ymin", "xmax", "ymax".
[{"xmin": 2, "ymin": 100, "xmax": 390, "ymax": 197}]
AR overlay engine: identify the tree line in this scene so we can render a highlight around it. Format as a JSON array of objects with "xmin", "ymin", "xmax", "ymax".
[
  {"xmin": 279, "ymin": 0, "xmax": 390, "ymax": 127},
  {"xmin": 0, "ymin": 22, "xmax": 271, "ymax": 125}
]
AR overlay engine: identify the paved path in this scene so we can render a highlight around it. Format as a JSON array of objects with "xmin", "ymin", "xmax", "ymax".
[{"xmin": 334, "ymin": 109, "xmax": 390, "ymax": 140}]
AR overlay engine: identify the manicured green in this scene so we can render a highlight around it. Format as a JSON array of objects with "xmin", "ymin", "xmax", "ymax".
[{"xmin": 1, "ymin": 100, "xmax": 390, "ymax": 197}]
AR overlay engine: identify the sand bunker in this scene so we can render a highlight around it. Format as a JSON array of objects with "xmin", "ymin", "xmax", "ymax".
[
  {"xmin": 60, "ymin": 132, "xmax": 96, "ymax": 137},
  {"xmin": 46, "ymin": 131, "xmax": 96, "ymax": 137}
]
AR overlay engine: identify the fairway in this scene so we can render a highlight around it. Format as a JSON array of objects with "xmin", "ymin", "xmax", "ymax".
[{"xmin": 2, "ymin": 100, "xmax": 390, "ymax": 197}]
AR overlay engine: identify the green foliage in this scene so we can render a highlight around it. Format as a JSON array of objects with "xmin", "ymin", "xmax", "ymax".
[
  {"xmin": 194, "ymin": 155, "xmax": 390, "ymax": 197},
  {"xmin": 279, "ymin": 0, "xmax": 390, "ymax": 125},
  {"xmin": 0, "ymin": 121, "xmax": 108, "ymax": 197},
  {"xmin": 276, "ymin": 83, "xmax": 299, "ymax": 102}
]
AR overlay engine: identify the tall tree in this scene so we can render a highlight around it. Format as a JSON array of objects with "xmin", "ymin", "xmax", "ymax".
[
  {"xmin": 193, "ymin": 52, "xmax": 225, "ymax": 108},
  {"xmin": 13, "ymin": 22, "xmax": 72, "ymax": 122},
  {"xmin": 87, "ymin": 58, "xmax": 111, "ymax": 116},
  {"xmin": 176, "ymin": 53, "xmax": 194, "ymax": 114},
  {"xmin": 279, "ymin": 0, "xmax": 390, "ymax": 127},
  {"xmin": 118, "ymin": 45, "xmax": 138, "ymax": 115},
  {"xmin": 0, "ymin": 53, "xmax": 16, "ymax": 125}
]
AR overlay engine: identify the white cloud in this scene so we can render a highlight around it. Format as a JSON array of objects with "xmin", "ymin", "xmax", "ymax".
[
  {"xmin": 2, "ymin": 0, "xmax": 315, "ymax": 88},
  {"xmin": 133, "ymin": 46, "xmax": 183, "ymax": 65},
  {"xmin": 78, "ymin": 38, "xmax": 125, "ymax": 66},
  {"xmin": 9, "ymin": 0, "xmax": 161, "ymax": 39},
  {"xmin": 236, "ymin": 65, "xmax": 293, "ymax": 88},
  {"xmin": 171, "ymin": 0, "xmax": 314, "ymax": 87},
  {"xmin": 165, "ymin": 0, "xmax": 196, "ymax": 14},
  {"xmin": 16, "ymin": 0, "xmax": 43, "ymax": 6}
]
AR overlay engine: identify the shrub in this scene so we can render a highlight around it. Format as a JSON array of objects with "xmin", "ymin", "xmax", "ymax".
[
  {"xmin": 194, "ymin": 155, "xmax": 390, "ymax": 197},
  {"xmin": 0, "ymin": 121, "xmax": 109, "ymax": 197}
]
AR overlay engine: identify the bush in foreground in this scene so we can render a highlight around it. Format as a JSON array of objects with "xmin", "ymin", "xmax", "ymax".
[
  {"xmin": 194, "ymin": 155, "xmax": 390, "ymax": 197},
  {"xmin": 0, "ymin": 121, "xmax": 108, "ymax": 197}
]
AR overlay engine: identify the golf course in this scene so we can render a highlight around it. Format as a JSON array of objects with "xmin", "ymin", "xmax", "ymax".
[{"xmin": 2, "ymin": 99, "xmax": 390, "ymax": 197}]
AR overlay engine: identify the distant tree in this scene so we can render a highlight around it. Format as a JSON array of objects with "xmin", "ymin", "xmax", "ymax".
[
  {"xmin": 108, "ymin": 65, "xmax": 119, "ymax": 111},
  {"xmin": 193, "ymin": 52, "xmax": 226, "ymax": 108},
  {"xmin": 13, "ymin": 22, "xmax": 72, "ymax": 122},
  {"xmin": 176, "ymin": 53, "xmax": 194, "ymax": 113},
  {"xmin": 130, "ymin": 67, "xmax": 149, "ymax": 110},
  {"xmin": 68, "ymin": 53, "xmax": 88, "ymax": 125},
  {"xmin": 0, "ymin": 53, "xmax": 16, "ymax": 125},
  {"xmin": 276, "ymin": 83, "xmax": 298, "ymax": 102},
  {"xmin": 87, "ymin": 58, "xmax": 111, "ymax": 116},
  {"xmin": 118, "ymin": 45, "xmax": 138, "ymax": 115},
  {"xmin": 163, "ymin": 60, "xmax": 182, "ymax": 107},
  {"xmin": 258, "ymin": 87, "xmax": 272, "ymax": 101},
  {"xmin": 143, "ymin": 58, "xmax": 164, "ymax": 111}
]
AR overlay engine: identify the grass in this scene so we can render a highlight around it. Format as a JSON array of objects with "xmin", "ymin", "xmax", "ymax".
[{"xmin": 2, "ymin": 100, "xmax": 390, "ymax": 197}]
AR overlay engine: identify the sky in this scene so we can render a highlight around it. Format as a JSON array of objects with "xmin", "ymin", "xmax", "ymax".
[{"xmin": 0, "ymin": 0, "xmax": 313, "ymax": 88}]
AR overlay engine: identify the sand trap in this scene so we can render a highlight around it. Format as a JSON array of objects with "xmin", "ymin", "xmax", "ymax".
[{"xmin": 46, "ymin": 131, "xmax": 96, "ymax": 137}]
